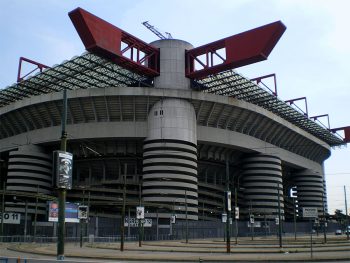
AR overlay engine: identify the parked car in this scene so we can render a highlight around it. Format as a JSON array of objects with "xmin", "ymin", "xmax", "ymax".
[{"xmin": 335, "ymin": 229, "xmax": 342, "ymax": 235}]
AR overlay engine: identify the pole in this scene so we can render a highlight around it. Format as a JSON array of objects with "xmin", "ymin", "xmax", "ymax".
[
  {"xmin": 156, "ymin": 210, "xmax": 159, "ymax": 241},
  {"xmin": 225, "ymin": 159, "xmax": 230, "ymax": 253},
  {"xmin": 24, "ymin": 199, "xmax": 28, "ymax": 240},
  {"xmin": 293, "ymin": 197, "xmax": 297, "ymax": 241},
  {"xmin": 120, "ymin": 163, "xmax": 127, "ymax": 251},
  {"xmin": 138, "ymin": 182, "xmax": 142, "ymax": 247},
  {"xmin": 33, "ymin": 186, "xmax": 39, "ymax": 242},
  {"xmin": 57, "ymin": 88, "xmax": 67, "ymax": 260},
  {"xmin": 1, "ymin": 182, "xmax": 6, "ymax": 240},
  {"xmin": 79, "ymin": 189, "xmax": 85, "ymax": 248},
  {"xmin": 344, "ymin": 186, "xmax": 349, "ymax": 241},
  {"xmin": 277, "ymin": 182, "xmax": 282, "ymax": 248},
  {"xmin": 249, "ymin": 200, "xmax": 253, "ymax": 241},
  {"xmin": 185, "ymin": 190, "xmax": 188, "ymax": 244},
  {"xmin": 235, "ymin": 187, "xmax": 238, "ymax": 245},
  {"xmin": 322, "ymin": 193, "xmax": 327, "ymax": 243},
  {"xmin": 86, "ymin": 191, "xmax": 90, "ymax": 237},
  {"xmin": 310, "ymin": 218, "xmax": 313, "ymax": 259}
]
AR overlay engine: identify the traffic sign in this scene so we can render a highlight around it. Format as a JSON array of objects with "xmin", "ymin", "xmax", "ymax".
[
  {"xmin": 136, "ymin": 206, "xmax": 144, "ymax": 219},
  {"xmin": 0, "ymin": 212, "xmax": 21, "ymax": 224},
  {"xmin": 235, "ymin": 207, "xmax": 239, "ymax": 219},
  {"xmin": 78, "ymin": 205, "xmax": 88, "ymax": 219},
  {"xmin": 226, "ymin": 191, "xmax": 232, "ymax": 211},
  {"xmin": 222, "ymin": 213, "xmax": 227, "ymax": 223}
]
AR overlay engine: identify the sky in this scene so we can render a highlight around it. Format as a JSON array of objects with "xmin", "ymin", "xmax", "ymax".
[{"xmin": 0, "ymin": 0, "xmax": 349, "ymax": 214}]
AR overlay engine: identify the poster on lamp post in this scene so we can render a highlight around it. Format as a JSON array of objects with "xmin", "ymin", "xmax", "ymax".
[{"xmin": 53, "ymin": 151, "xmax": 73, "ymax": 189}]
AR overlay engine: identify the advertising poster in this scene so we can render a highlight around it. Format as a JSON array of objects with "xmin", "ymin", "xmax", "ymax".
[
  {"xmin": 53, "ymin": 151, "xmax": 73, "ymax": 189},
  {"xmin": 48, "ymin": 201, "xmax": 79, "ymax": 223}
]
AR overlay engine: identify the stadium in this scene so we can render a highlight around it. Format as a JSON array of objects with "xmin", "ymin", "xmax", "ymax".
[{"xmin": 0, "ymin": 8, "xmax": 349, "ymax": 239}]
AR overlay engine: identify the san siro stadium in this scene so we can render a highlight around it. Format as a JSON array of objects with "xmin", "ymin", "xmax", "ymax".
[{"xmin": 0, "ymin": 8, "xmax": 348, "ymax": 239}]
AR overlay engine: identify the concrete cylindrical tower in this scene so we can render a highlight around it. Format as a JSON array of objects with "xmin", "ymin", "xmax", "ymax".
[
  {"xmin": 142, "ymin": 99, "xmax": 198, "ymax": 220},
  {"xmin": 150, "ymin": 39, "xmax": 193, "ymax": 90},
  {"xmin": 6, "ymin": 144, "xmax": 52, "ymax": 215},
  {"xmin": 293, "ymin": 169, "xmax": 324, "ymax": 216},
  {"xmin": 143, "ymin": 39, "xmax": 198, "ymax": 220},
  {"xmin": 242, "ymin": 154, "xmax": 284, "ymax": 220}
]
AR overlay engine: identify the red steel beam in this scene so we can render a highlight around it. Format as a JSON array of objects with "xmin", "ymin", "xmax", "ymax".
[
  {"xmin": 285, "ymin": 97, "xmax": 308, "ymax": 117},
  {"xmin": 69, "ymin": 8, "xmax": 159, "ymax": 77},
  {"xmin": 17, "ymin": 57, "xmax": 49, "ymax": 82},
  {"xmin": 185, "ymin": 21, "xmax": 286, "ymax": 79},
  {"xmin": 331, "ymin": 126, "xmax": 350, "ymax": 143},
  {"xmin": 251, "ymin": 73, "xmax": 278, "ymax": 96},
  {"xmin": 310, "ymin": 114, "xmax": 330, "ymax": 129}
]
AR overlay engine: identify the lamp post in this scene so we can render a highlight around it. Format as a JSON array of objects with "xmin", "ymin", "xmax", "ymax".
[
  {"xmin": 138, "ymin": 181, "xmax": 142, "ymax": 247},
  {"xmin": 185, "ymin": 190, "xmax": 188, "ymax": 244},
  {"xmin": 1, "ymin": 182, "xmax": 5, "ymax": 240},
  {"xmin": 344, "ymin": 186, "xmax": 349, "ymax": 241},
  {"xmin": 33, "ymin": 185, "xmax": 39, "ymax": 242},
  {"xmin": 321, "ymin": 193, "xmax": 327, "ymax": 243},
  {"xmin": 293, "ymin": 197, "xmax": 297, "ymax": 241},
  {"xmin": 13, "ymin": 196, "xmax": 28, "ymax": 240},
  {"xmin": 24, "ymin": 199, "xmax": 28, "ymax": 240},
  {"xmin": 57, "ymin": 88, "xmax": 68, "ymax": 261},
  {"xmin": 120, "ymin": 163, "xmax": 127, "ymax": 251},
  {"xmin": 277, "ymin": 182, "xmax": 282, "ymax": 248},
  {"xmin": 79, "ymin": 188, "xmax": 85, "ymax": 248},
  {"xmin": 225, "ymin": 159, "xmax": 230, "ymax": 253}
]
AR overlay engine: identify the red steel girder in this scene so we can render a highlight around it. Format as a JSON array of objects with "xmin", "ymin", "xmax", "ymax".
[
  {"xmin": 17, "ymin": 57, "xmax": 49, "ymax": 82},
  {"xmin": 331, "ymin": 126, "xmax": 350, "ymax": 143},
  {"xmin": 185, "ymin": 21, "xmax": 286, "ymax": 79},
  {"xmin": 251, "ymin": 73, "xmax": 278, "ymax": 96},
  {"xmin": 285, "ymin": 97, "xmax": 308, "ymax": 117},
  {"xmin": 69, "ymin": 8, "xmax": 159, "ymax": 77}
]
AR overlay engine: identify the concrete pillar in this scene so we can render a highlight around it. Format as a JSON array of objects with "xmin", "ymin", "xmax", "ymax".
[
  {"xmin": 242, "ymin": 154, "xmax": 284, "ymax": 220},
  {"xmin": 150, "ymin": 39, "xmax": 193, "ymax": 90},
  {"xmin": 143, "ymin": 99, "xmax": 198, "ymax": 220},
  {"xmin": 293, "ymin": 168, "xmax": 324, "ymax": 216}
]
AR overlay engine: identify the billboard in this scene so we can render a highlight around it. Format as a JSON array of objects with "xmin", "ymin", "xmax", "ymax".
[
  {"xmin": 48, "ymin": 201, "xmax": 79, "ymax": 223},
  {"xmin": 124, "ymin": 217, "xmax": 152, "ymax": 227},
  {"xmin": 0, "ymin": 212, "xmax": 21, "ymax": 224},
  {"xmin": 53, "ymin": 151, "xmax": 73, "ymax": 189}
]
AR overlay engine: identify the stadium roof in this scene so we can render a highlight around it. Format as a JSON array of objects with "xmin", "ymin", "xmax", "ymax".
[
  {"xmin": 0, "ymin": 52, "xmax": 152, "ymax": 107},
  {"xmin": 0, "ymin": 52, "xmax": 345, "ymax": 147}
]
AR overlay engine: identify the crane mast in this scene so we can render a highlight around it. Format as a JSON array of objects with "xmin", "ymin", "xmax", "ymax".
[{"xmin": 142, "ymin": 21, "xmax": 173, "ymax": 40}]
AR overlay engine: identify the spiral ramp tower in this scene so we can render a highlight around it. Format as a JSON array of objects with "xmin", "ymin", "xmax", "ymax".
[
  {"xmin": 293, "ymin": 169, "xmax": 325, "ymax": 216},
  {"xmin": 242, "ymin": 154, "xmax": 284, "ymax": 220},
  {"xmin": 5, "ymin": 145, "xmax": 52, "ymax": 216},
  {"xmin": 142, "ymin": 39, "xmax": 198, "ymax": 220}
]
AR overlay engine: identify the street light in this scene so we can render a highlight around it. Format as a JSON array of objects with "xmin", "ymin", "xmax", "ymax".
[
  {"xmin": 120, "ymin": 163, "xmax": 127, "ymax": 252},
  {"xmin": 13, "ymin": 196, "xmax": 28, "ymax": 240}
]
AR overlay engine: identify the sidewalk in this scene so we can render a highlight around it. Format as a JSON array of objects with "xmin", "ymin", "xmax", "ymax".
[{"xmin": 3, "ymin": 237, "xmax": 350, "ymax": 262}]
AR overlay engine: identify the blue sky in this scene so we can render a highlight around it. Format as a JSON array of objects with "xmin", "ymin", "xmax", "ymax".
[{"xmin": 0, "ymin": 0, "xmax": 349, "ymax": 213}]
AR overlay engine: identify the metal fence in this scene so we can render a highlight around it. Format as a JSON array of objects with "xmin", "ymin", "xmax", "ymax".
[{"xmin": 0, "ymin": 216, "xmax": 344, "ymax": 243}]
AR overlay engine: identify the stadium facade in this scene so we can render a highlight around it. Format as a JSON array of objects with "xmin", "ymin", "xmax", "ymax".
[{"xmin": 0, "ymin": 8, "xmax": 348, "ymax": 237}]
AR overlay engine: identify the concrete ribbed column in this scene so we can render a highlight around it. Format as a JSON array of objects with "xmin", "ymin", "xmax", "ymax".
[
  {"xmin": 142, "ymin": 99, "xmax": 198, "ymax": 220},
  {"xmin": 6, "ymin": 144, "xmax": 52, "ymax": 215},
  {"xmin": 293, "ymin": 169, "xmax": 324, "ymax": 215},
  {"xmin": 242, "ymin": 154, "xmax": 284, "ymax": 220}
]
